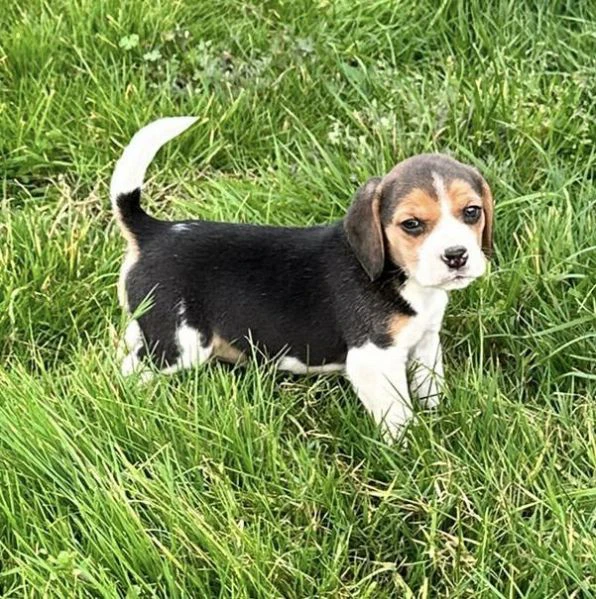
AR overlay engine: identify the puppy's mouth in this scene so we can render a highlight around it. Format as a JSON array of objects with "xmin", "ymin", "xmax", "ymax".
[
  {"xmin": 439, "ymin": 273, "xmax": 476, "ymax": 290},
  {"xmin": 408, "ymin": 260, "xmax": 485, "ymax": 290}
]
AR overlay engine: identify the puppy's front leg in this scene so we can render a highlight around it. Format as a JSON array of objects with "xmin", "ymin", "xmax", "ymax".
[
  {"xmin": 410, "ymin": 331, "xmax": 443, "ymax": 409},
  {"xmin": 346, "ymin": 343, "xmax": 413, "ymax": 440}
]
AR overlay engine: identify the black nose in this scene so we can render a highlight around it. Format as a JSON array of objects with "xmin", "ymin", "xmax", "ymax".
[{"xmin": 442, "ymin": 245, "xmax": 468, "ymax": 269}]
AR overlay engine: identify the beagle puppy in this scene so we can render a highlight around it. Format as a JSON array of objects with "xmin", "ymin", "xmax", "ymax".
[{"xmin": 112, "ymin": 117, "xmax": 493, "ymax": 439}]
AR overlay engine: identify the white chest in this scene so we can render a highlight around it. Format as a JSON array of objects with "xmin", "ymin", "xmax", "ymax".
[{"xmin": 397, "ymin": 280, "xmax": 448, "ymax": 351}]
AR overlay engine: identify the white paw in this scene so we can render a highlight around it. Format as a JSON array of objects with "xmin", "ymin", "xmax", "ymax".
[
  {"xmin": 121, "ymin": 352, "xmax": 139, "ymax": 376},
  {"xmin": 419, "ymin": 392, "xmax": 442, "ymax": 410},
  {"xmin": 380, "ymin": 406, "xmax": 415, "ymax": 444},
  {"xmin": 413, "ymin": 376, "xmax": 443, "ymax": 410},
  {"xmin": 121, "ymin": 351, "xmax": 154, "ymax": 383}
]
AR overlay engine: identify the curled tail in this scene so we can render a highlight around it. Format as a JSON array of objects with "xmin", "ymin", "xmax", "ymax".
[{"xmin": 111, "ymin": 116, "xmax": 198, "ymax": 249}]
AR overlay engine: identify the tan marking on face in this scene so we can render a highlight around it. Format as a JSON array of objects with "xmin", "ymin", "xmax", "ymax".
[
  {"xmin": 447, "ymin": 178, "xmax": 485, "ymax": 243},
  {"xmin": 212, "ymin": 334, "xmax": 246, "ymax": 364},
  {"xmin": 384, "ymin": 187, "xmax": 440, "ymax": 274},
  {"xmin": 387, "ymin": 313, "xmax": 411, "ymax": 339}
]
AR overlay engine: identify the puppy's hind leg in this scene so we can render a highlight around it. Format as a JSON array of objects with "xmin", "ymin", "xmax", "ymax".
[
  {"xmin": 159, "ymin": 322, "xmax": 214, "ymax": 375},
  {"xmin": 120, "ymin": 303, "xmax": 214, "ymax": 379},
  {"xmin": 120, "ymin": 319, "xmax": 154, "ymax": 382}
]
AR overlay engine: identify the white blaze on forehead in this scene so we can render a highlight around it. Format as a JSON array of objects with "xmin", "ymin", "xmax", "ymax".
[
  {"xmin": 431, "ymin": 171, "xmax": 482, "ymax": 213},
  {"xmin": 431, "ymin": 172, "xmax": 450, "ymax": 211},
  {"xmin": 429, "ymin": 171, "xmax": 466, "ymax": 237}
]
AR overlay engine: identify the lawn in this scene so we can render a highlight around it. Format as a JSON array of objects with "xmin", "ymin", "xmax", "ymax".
[{"xmin": 1, "ymin": 0, "xmax": 595, "ymax": 596}]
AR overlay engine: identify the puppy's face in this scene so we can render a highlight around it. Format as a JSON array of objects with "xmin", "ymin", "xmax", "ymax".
[{"xmin": 345, "ymin": 155, "xmax": 493, "ymax": 290}]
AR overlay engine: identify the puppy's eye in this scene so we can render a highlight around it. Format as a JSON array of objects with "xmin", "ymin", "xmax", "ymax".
[
  {"xmin": 463, "ymin": 206, "xmax": 482, "ymax": 223},
  {"xmin": 400, "ymin": 219, "xmax": 424, "ymax": 234}
]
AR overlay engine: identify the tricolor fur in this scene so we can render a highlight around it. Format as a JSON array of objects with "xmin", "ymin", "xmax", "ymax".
[{"xmin": 111, "ymin": 117, "xmax": 494, "ymax": 440}]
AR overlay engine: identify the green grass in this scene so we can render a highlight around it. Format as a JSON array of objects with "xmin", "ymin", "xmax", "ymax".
[{"xmin": 1, "ymin": 0, "xmax": 595, "ymax": 596}]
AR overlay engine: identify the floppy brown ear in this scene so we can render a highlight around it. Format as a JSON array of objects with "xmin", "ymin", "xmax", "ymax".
[
  {"xmin": 481, "ymin": 179, "xmax": 494, "ymax": 256},
  {"xmin": 344, "ymin": 177, "xmax": 385, "ymax": 281}
]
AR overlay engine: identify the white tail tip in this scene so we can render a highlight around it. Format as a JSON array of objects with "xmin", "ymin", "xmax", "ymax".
[{"xmin": 110, "ymin": 116, "xmax": 198, "ymax": 205}]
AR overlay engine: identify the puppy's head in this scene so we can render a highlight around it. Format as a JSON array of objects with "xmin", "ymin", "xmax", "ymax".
[{"xmin": 345, "ymin": 154, "xmax": 493, "ymax": 290}]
